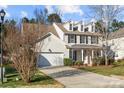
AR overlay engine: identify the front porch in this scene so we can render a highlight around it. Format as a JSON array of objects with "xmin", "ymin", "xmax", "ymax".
[{"xmin": 69, "ymin": 45, "xmax": 103, "ymax": 66}]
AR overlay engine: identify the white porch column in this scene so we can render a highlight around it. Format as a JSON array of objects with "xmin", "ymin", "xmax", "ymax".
[
  {"xmin": 101, "ymin": 50, "xmax": 103, "ymax": 57},
  {"xmin": 81, "ymin": 49, "xmax": 84, "ymax": 61},
  {"xmin": 92, "ymin": 50, "xmax": 94, "ymax": 58},
  {"xmin": 71, "ymin": 49, "xmax": 73, "ymax": 60}
]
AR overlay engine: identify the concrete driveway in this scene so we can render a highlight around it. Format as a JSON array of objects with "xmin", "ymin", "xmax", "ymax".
[{"xmin": 40, "ymin": 66, "xmax": 124, "ymax": 88}]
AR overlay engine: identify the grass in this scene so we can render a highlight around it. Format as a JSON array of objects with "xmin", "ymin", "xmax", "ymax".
[
  {"xmin": 0, "ymin": 65, "xmax": 64, "ymax": 88},
  {"xmin": 79, "ymin": 62, "xmax": 124, "ymax": 76}
]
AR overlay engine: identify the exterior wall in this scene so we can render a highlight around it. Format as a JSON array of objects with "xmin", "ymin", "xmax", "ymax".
[
  {"xmin": 63, "ymin": 21, "xmax": 74, "ymax": 31},
  {"xmin": 108, "ymin": 37, "xmax": 124, "ymax": 60},
  {"xmin": 64, "ymin": 35, "xmax": 68, "ymax": 44},
  {"xmin": 77, "ymin": 22, "xmax": 84, "ymax": 32},
  {"xmin": 36, "ymin": 33, "xmax": 69, "ymax": 58},
  {"xmin": 76, "ymin": 35, "xmax": 80, "ymax": 44},
  {"xmin": 84, "ymin": 22, "xmax": 95, "ymax": 32},
  {"xmin": 98, "ymin": 36, "xmax": 103, "ymax": 46},
  {"xmin": 88, "ymin": 36, "xmax": 91, "ymax": 45},
  {"xmin": 64, "ymin": 49, "xmax": 69, "ymax": 58},
  {"xmin": 53, "ymin": 23, "xmax": 64, "ymax": 40}
]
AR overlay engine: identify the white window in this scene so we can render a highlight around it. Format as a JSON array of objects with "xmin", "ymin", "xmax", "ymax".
[
  {"xmin": 84, "ymin": 27, "xmax": 89, "ymax": 32},
  {"xmin": 92, "ymin": 25, "xmax": 94, "ymax": 32},
  {"xmin": 69, "ymin": 24, "xmax": 72, "ymax": 30},
  {"xmin": 91, "ymin": 36, "xmax": 98, "ymax": 44},
  {"xmin": 80, "ymin": 35, "xmax": 86, "ymax": 43},
  {"xmin": 81, "ymin": 25, "xmax": 83, "ymax": 31},
  {"xmin": 68, "ymin": 35, "xmax": 76, "ymax": 43}
]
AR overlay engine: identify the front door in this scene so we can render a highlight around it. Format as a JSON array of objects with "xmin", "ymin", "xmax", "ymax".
[{"xmin": 73, "ymin": 51, "xmax": 77, "ymax": 61}]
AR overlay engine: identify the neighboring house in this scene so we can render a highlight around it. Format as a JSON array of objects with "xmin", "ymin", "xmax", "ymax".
[
  {"xmin": 21, "ymin": 20, "xmax": 103, "ymax": 67},
  {"xmin": 108, "ymin": 28, "xmax": 124, "ymax": 60}
]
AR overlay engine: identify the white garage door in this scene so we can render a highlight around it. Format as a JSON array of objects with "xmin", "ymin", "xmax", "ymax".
[{"xmin": 37, "ymin": 53, "xmax": 64, "ymax": 67}]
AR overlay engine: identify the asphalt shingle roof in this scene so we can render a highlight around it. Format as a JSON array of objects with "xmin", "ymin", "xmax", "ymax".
[
  {"xmin": 22, "ymin": 23, "xmax": 59, "ymax": 37},
  {"xmin": 108, "ymin": 28, "xmax": 124, "ymax": 39}
]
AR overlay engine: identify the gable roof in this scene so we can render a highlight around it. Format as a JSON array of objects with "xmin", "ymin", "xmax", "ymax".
[
  {"xmin": 22, "ymin": 23, "xmax": 59, "ymax": 37},
  {"xmin": 108, "ymin": 28, "xmax": 124, "ymax": 40},
  {"xmin": 55, "ymin": 23, "xmax": 68, "ymax": 32}
]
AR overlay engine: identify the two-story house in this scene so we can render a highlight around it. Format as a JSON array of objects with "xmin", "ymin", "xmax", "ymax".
[
  {"xmin": 22, "ymin": 20, "xmax": 103, "ymax": 67},
  {"xmin": 53, "ymin": 21, "xmax": 103, "ymax": 66}
]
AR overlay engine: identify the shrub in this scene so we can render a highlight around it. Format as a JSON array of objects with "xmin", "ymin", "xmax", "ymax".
[
  {"xmin": 64, "ymin": 58, "xmax": 73, "ymax": 66},
  {"xmin": 92, "ymin": 57, "xmax": 105, "ymax": 66},
  {"xmin": 93, "ymin": 57, "xmax": 114, "ymax": 66},
  {"xmin": 74, "ymin": 60, "xmax": 83, "ymax": 66},
  {"xmin": 108, "ymin": 58, "xmax": 115, "ymax": 65}
]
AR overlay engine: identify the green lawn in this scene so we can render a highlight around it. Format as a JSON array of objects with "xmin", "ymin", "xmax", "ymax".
[
  {"xmin": 0, "ymin": 65, "xmax": 64, "ymax": 88},
  {"xmin": 80, "ymin": 65, "xmax": 124, "ymax": 76}
]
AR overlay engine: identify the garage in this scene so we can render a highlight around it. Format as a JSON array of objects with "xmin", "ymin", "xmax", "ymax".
[{"xmin": 37, "ymin": 52, "xmax": 64, "ymax": 67}]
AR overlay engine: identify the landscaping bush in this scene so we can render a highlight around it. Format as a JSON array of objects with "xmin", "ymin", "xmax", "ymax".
[
  {"xmin": 64, "ymin": 58, "xmax": 73, "ymax": 66},
  {"xmin": 92, "ymin": 57, "xmax": 105, "ymax": 66},
  {"xmin": 108, "ymin": 58, "xmax": 115, "ymax": 65},
  {"xmin": 93, "ymin": 57, "xmax": 114, "ymax": 66},
  {"xmin": 74, "ymin": 60, "xmax": 83, "ymax": 66}
]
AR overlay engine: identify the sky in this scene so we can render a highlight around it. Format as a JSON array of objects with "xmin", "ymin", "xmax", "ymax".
[{"xmin": 0, "ymin": 5, "xmax": 124, "ymax": 22}]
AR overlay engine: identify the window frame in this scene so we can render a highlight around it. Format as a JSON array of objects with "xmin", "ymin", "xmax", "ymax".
[
  {"xmin": 80, "ymin": 35, "xmax": 86, "ymax": 44},
  {"xmin": 69, "ymin": 24, "xmax": 72, "ymax": 30},
  {"xmin": 81, "ymin": 25, "xmax": 83, "ymax": 31},
  {"xmin": 68, "ymin": 34, "xmax": 76, "ymax": 43},
  {"xmin": 91, "ymin": 36, "xmax": 98, "ymax": 44}
]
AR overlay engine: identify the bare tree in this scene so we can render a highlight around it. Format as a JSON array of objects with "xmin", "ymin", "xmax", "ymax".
[
  {"xmin": 34, "ymin": 8, "xmax": 48, "ymax": 24},
  {"xmin": 4, "ymin": 24, "xmax": 45, "ymax": 83},
  {"xmin": 89, "ymin": 5, "xmax": 123, "ymax": 65}
]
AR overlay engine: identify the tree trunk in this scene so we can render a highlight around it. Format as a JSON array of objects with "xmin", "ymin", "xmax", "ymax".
[
  {"xmin": 105, "ymin": 50, "xmax": 108, "ymax": 66},
  {"xmin": 105, "ymin": 34, "xmax": 108, "ymax": 66}
]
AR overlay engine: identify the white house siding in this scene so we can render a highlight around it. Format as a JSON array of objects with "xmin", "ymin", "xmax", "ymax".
[
  {"xmin": 77, "ymin": 35, "xmax": 80, "ymax": 44},
  {"xmin": 63, "ymin": 21, "xmax": 74, "ymax": 31},
  {"xmin": 108, "ymin": 37, "xmax": 124, "ymax": 60},
  {"xmin": 36, "ymin": 33, "xmax": 66, "ymax": 53},
  {"xmin": 36, "ymin": 33, "xmax": 69, "ymax": 67},
  {"xmin": 85, "ymin": 25, "xmax": 92, "ymax": 32},
  {"xmin": 64, "ymin": 35, "xmax": 68, "ymax": 44},
  {"xmin": 63, "ymin": 23, "xmax": 70, "ymax": 31}
]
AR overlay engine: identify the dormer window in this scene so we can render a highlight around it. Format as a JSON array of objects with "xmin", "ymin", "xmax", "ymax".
[
  {"xmin": 84, "ymin": 27, "xmax": 89, "ymax": 32},
  {"xmin": 81, "ymin": 25, "xmax": 83, "ymax": 31},
  {"xmin": 73, "ymin": 26, "xmax": 78, "ymax": 31},
  {"xmin": 69, "ymin": 24, "xmax": 72, "ymax": 30},
  {"xmin": 92, "ymin": 25, "xmax": 94, "ymax": 32}
]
